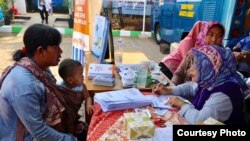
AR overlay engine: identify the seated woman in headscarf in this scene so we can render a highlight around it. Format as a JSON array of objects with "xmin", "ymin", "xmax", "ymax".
[
  {"xmin": 171, "ymin": 21, "xmax": 225, "ymax": 85},
  {"xmin": 160, "ymin": 21, "xmax": 224, "ymax": 80},
  {"xmin": 153, "ymin": 45, "xmax": 246, "ymax": 124}
]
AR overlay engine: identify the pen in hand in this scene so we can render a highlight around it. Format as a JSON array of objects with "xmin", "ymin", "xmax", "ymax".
[{"xmin": 152, "ymin": 83, "xmax": 163, "ymax": 95}]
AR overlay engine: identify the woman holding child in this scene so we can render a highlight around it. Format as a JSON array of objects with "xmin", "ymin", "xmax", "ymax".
[{"xmin": 0, "ymin": 24, "xmax": 89, "ymax": 141}]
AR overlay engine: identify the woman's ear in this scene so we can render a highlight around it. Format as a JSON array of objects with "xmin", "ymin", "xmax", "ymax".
[{"xmin": 36, "ymin": 46, "xmax": 46, "ymax": 57}]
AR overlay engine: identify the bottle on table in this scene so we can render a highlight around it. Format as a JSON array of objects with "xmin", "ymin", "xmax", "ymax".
[{"xmin": 115, "ymin": 38, "xmax": 123, "ymax": 65}]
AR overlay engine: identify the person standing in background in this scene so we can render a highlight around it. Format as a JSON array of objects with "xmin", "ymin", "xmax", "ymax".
[
  {"xmin": 26, "ymin": 0, "xmax": 34, "ymax": 12},
  {"xmin": 38, "ymin": 0, "xmax": 52, "ymax": 24}
]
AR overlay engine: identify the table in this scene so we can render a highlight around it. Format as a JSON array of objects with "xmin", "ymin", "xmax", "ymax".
[
  {"xmin": 84, "ymin": 51, "xmax": 181, "ymax": 140},
  {"xmin": 84, "ymin": 51, "xmax": 149, "ymax": 93},
  {"xmin": 84, "ymin": 51, "xmax": 150, "ymax": 123},
  {"xmin": 87, "ymin": 92, "xmax": 187, "ymax": 141}
]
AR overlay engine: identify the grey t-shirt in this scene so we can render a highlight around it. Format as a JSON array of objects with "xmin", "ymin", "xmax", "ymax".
[{"xmin": 172, "ymin": 82, "xmax": 232, "ymax": 124}]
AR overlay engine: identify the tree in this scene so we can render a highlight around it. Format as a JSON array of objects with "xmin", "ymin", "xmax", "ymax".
[{"xmin": 0, "ymin": 0, "xmax": 12, "ymax": 25}]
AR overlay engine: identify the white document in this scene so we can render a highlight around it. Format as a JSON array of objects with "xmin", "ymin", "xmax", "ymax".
[
  {"xmin": 145, "ymin": 95, "xmax": 177, "ymax": 110},
  {"xmin": 88, "ymin": 63, "xmax": 114, "ymax": 79},
  {"xmin": 153, "ymin": 127, "xmax": 173, "ymax": 141},
  {"xmin": 94, "ymin": 88, "xmax": 152, "ymax": 112},
  {"xmin": 119, "ymin": 69, "xmax": 137, "ymax": 80},
  {"xmin": 117, "ymin": 64, "xmax": 141, "ymax": 72}
]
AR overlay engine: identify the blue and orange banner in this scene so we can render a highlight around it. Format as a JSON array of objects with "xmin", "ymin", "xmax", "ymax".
[{"xmin": 72, "ymin": 0, "xmax": 90, "ymax": 64}]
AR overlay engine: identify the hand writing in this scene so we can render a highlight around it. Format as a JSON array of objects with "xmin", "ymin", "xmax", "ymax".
[
  {"xmin": 152, "ymin": 83, "xmax": 164, "ymax": 95},
  {"xmin": 166, "ymin": 96, "xmax": 186, "ymax": 108}
]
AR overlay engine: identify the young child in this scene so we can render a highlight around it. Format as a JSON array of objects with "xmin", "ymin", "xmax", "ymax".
[
  {"xmin": 58, "ymin": 58, "xmax": 93, "ymax": 140},
  {"xmin": 233, "ymin": 30, "xmax": 250, "ymax": 77},
  {"xmin": 233, "ymin": 31, "xmax": 250, "ymax": 51}
]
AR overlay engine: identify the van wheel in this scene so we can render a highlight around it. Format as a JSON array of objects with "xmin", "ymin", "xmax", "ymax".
[
  {"xmin": 154, "ymin": 24, "xmax": 161, "ymax": 44},
  {"xmin": 159, "ymin": 42, "xmax": 170, "ymax": 54}
]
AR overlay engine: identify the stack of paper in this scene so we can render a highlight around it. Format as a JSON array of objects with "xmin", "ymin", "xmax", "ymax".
[
  {"xmin": 88, "ymin": 63, "xmax": 114, "ymax": 79},
  {"xmin": 119, "ymin": 68, "xmax": 136, "ymax": 87},
  {"xmin": 93, "ymin": 76, "xmax": 115, "ymax": 86},
  {"xmin": 117, "ymin": 64, "xmax": 140, "ymax": 87},
  {"xmin": 94, "ymin": 88, "xmax": 152, "ymax": 112},
  {"xmin": 117, "ymin": 64, "xmax": 141, "ymax": 72}
]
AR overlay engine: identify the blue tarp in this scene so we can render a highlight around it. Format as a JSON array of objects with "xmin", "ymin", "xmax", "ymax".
[{"xmin": 0, "ymin": 8, "xmax": 4, "ymax": 26}]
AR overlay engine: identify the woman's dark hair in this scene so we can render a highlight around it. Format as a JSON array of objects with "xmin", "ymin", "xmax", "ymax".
[
  {"xmin": 13, "ymin": 24, "xmax": 62, "ymax": 61},
  {"xmin": 212, "ymin": 23, "xmax": 225, "ymax": 37},
  {"xmin": 58, "ymin": 58, "xmax": 82, "ymax": 80}
]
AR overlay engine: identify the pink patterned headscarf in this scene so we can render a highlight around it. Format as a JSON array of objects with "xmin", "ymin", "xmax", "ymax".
[
  {"xmin": 195, "ymin": 21, "xmax": 225, "ymax": 48},
  {"xmin": 161, "ymin": 21, "xmax": 225, "ymax": 73}
]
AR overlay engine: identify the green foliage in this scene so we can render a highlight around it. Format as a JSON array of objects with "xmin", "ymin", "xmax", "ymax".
[
  {"xmin": 62, "ymin": 0, "xmax": 74, "ymax": 9},
  {"xmin": 62, "ymin": 0, "xmax": 74, "ymax": 15},
  {"xmin": 0, "ymin": 0, "xmax": 8, "ymax": 13},
  {"xmin": 62, "ymin": 0, "xmax": 68, "ymax": 9},
  {"xmin": 0, "ymin": 0, "xmax": 11, "ymax": 17}
]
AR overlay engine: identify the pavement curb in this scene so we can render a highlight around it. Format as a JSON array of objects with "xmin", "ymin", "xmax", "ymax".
[
  {"xmin": 0, "ymin": 25, "xmax": 152, "ymax": 37},
  {"xmin": 112, "ymin": 30, "xmax": 152, "ymax": 37},
  {"xmin": 0, "ymin": 25, "xmax": 74, "ymax": 36},
  {"xmin": 0, "ymin": 25, "xmax": 23, "ymax": 33}
]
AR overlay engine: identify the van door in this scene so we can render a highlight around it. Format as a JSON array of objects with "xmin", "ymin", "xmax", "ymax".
[{"xmin": 159, "ymin": 0, "xmax": 175, "ymax": 43}]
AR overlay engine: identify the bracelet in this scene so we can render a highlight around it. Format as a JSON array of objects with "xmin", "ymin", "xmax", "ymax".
[
  {"xmin": 243, "ymin": 55, "xmax": 247, "ymax": 59},
  {"xmin": 240, "ymin": 53, "xmax": 246, "ymax": 60}
]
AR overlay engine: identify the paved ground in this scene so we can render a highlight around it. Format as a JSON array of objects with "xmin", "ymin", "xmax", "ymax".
[
  {"xmin": 0, "ymin": 33, "xmax": 20, "ymax": 73},
  {"xmin": 0, "ymin": 13, "xmax": 166, "ymax": 80},
  {"xmin": 0, "ymin": 33, "xmax": 73, "ymax": 80}
]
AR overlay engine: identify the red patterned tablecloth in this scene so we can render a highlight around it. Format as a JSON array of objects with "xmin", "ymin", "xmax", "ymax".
[{"xmin": 87, "ymin": 102, "xmax": 187, "ymax": 141}]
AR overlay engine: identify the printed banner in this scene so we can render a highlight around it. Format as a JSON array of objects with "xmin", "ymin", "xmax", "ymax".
[
  {"xmin": 91, "ymin": 16, "xmax": 109, "ymax": 57},
  {"xmin": 72, "ymin": 0, "xmax": 90, "ymax": 64}
]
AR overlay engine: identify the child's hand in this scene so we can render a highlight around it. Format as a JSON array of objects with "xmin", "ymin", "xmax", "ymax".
[
  {"xmin": 233, "ymin": 52, "xmax": 243, "ymax": 62},
  {"xmin": 86, "ymin": 104, "xmax": 93, "ymax": 115},
  {"xmin": 233, "ymin": 46, "xmax": 240, "ymax": 51},
  {"xmin": 233, "ymin": 46, "xmax": 237, "ymax": 50}
]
